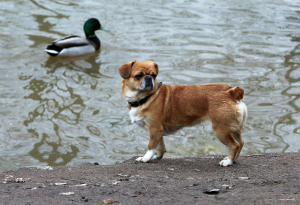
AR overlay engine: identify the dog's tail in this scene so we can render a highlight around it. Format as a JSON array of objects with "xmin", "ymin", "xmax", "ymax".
[
  {"xmin": 228, "ymin": 87, "xmax": 244, "ymax": 101},
  {"xmin": 228, "ymin": 87, "xmax": 247, "ymax": 130}
]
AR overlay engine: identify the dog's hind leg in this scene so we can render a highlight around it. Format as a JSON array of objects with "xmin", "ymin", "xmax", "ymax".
[
  {"xmin": 213, "ymin": 127, "xmax": 240, "ymax": 166},
  {"xmin": 233, "ymin": 132, "xmax": 244, "ymax": 161},
  {"xmin": 152, "ymin": 136, "xmax": 166, "ymax": 160}
]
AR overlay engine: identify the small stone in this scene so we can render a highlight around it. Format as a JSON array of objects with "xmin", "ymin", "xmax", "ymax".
[
  {"xmin": 238, "ymin": 177, "xmax": 250, "ymax": 180},
  {"xmin": 221, "ymin": 185, "xmax": 230, "ymax": 189},
  {"xmin": 75, "ymin": 183, "xmax": 88, "ymax": 186},
  {"xmin": 36, "ymin": 166, "xmax": 53, "ymax": 170},
  {"xmin": 117, "ymin": 174, "xmax": 131, "ymax": 177},
  {"xmin": 15, "ymin": 178, "xmax": 25, "ymax": 183},
  {"xmin": 59, "ymin": 192, "xmax": 74, "ymax": 195},
  {"xmin": 22, "ymin": 185, "xmax": 32, "ymax": 189},
  {"xmin": 54, "ymin": 182, "xmax": 67, "ymax": 186},
  {"xmin": 94, "ymin": 162, "xmax": 99, "ymax": 165},
  {"xmin": 112, "ymin": 181, "xmax": 120, "ymax": 186},
  {"xmin": 102, "ymin": 199, "xmax": 113, "ymax": 204}
]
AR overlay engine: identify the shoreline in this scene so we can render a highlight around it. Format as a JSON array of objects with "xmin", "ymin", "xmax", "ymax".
[{"xmin": 1, "ymin": 152, "xmax": 299, "ymax": 204}]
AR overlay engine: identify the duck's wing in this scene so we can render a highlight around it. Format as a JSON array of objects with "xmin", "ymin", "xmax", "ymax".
[
  {"xmin": 53, "ymin": 35, "xmax": 90, "ymax": 48},
  {"xmin": 45, "ymin": 35, "xmax": 97, "ymax": 57}
]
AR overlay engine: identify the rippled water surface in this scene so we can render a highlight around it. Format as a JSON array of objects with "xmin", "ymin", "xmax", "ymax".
[{"xmin": 0, "ymin": 0, "xmax": 300, "ymax": 171}]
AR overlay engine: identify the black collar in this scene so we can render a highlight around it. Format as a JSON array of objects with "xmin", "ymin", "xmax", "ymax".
[{"xmin": 128, "ymin": 82, "xmax": 163, "ymax": 108}]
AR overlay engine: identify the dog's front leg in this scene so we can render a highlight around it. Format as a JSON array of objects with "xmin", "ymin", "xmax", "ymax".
[{"xmin": 136, "ymin": 126, "xmax": 163, "ymax": 162}]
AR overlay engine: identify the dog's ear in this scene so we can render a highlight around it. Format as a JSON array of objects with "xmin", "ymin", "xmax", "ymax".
[
  {"xmin": 118, "ymin": 61, "xmax": 136, "ymax": 79},
  {"xmin": 153, "ymin": 62, "xmax": 159, "ymax": 75}
]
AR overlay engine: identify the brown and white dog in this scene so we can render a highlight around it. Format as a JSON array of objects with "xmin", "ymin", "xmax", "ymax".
[{"xmin": 118, "ymin": 61, "xmax": 247, "ymax": 166}]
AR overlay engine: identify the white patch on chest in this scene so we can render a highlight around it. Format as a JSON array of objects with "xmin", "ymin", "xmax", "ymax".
[{"xmin": 129, "ymin": 107, "xmax": 146, "ymax": 127}]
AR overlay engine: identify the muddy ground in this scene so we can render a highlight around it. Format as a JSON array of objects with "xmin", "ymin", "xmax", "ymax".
[{"xmin": 0, "ymin": 152, "xmax": 299, "ymax": 205}]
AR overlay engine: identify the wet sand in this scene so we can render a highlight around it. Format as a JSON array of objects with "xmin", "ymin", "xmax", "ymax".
[{"xmin": 1, "ymin": 152, "xmax": 299, "ymax": 204}]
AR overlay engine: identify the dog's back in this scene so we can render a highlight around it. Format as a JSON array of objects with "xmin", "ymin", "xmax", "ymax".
[{"xmin": 158, "ymin": 84, "xmax": 246, "ymax": 130}]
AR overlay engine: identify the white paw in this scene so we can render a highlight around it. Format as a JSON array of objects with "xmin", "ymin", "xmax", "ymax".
[
  {"xmin": 219, "ymin": 157, "xmax": 233, "ymax": 166},
  {"xmin": 136, "ymin": 157, "xmax": 144, "ymax": 162},
  {"xmin": 135, "ymin": 156, "xmax": 151, "ymax": 162},
  {"xmin": 152, "ymin": 155, "xmax": 158, "ymax": 160},
  {"xmin": 136, "ymin": 149, "xmax": 157, "ymax": 162}
]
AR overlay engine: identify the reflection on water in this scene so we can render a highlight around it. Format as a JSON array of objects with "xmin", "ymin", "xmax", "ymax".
[
  {"xmin": 0, "ymin": 0, "xmax": 300, "ymax": 171},
  {"xmin": 28, "ymin": 128, "xmax": 79, "ymax": 166},
  {"xmin": 43, "ymin": 53, "xmax": 108, "ymax": 78},
  {"xmin": 280, "ymin": 37, "xmax": 300, "ymax": 152}
]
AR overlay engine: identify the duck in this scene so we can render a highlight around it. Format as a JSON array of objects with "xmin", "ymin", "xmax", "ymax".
[{"xmin": 45, "ymin": 18, "xmax": 109, "ymax": 57}]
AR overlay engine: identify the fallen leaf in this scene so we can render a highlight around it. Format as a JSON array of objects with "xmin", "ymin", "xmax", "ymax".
[{"xmin": 203, "ymin": 189, "xmax": 220, "ymax": 195}]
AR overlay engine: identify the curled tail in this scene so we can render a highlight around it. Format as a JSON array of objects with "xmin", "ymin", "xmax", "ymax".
[{"xmin": 228, "ymin": 87, "xmax": 244, "ymax": 101}]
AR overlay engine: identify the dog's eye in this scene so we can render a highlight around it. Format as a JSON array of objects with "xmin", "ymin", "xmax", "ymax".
[
  {"xmin": 135, "ymin": 73, "xmax": 143, "ymax": 80},
  {"xmin": 151, "ymin": 73, "xmax": 157, "ymax": 79}
]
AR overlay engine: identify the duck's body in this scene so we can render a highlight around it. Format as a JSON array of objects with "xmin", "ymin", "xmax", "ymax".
[{"xmin": 45, "ymin": 18, "xmax": 108, "ymax": 57}]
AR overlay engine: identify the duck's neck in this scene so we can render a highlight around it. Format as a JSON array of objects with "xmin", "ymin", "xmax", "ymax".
[{"xmin": 86, "ymin": 35, "xmax": 101, "ymax": 51}]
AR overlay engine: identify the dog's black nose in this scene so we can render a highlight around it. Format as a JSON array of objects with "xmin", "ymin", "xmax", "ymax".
[
  {"xmin": 144, "ymin": 75, "xmax": 152, "ymax": 83},
  {"xmin": 143, "ymin": 75, "xmax": 154, "ymax": 90}
]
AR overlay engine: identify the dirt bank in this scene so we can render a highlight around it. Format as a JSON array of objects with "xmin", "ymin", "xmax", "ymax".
[{"xmin": 1, "ymin": 152, "xmax": 299, "ymax": 204}]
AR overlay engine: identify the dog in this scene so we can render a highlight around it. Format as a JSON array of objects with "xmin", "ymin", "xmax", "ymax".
[{"xmin": 118, "ymin": 61, "xmax": 247, "ymax": 166}]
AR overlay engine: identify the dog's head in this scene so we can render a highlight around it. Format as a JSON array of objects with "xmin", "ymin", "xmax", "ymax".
[{"xmin": 118, "ymin": 61, "xmax": 159, "ymax": 101}]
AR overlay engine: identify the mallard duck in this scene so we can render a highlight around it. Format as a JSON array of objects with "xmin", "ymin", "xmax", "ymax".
[{"xmin": 45, "ymin": 18, "xmax": 109, "ymax": 57}]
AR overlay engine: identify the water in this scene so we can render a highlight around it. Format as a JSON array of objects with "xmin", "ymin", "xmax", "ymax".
[{"xmin": 0, "ymin": 0, "xmax": 299, "ymax": 171}]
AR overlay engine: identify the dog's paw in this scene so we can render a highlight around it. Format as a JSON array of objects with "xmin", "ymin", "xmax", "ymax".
[
  {"xmin": 135, "ymin": 156, "xmax": 151, "ymax": 162},
  {"xmin": 136, "ymin": 157, "xmax": 145, "ymax": 162},
  {"xmin": 136, "ymin": 149, "xmax": 157, "ymax": 162},
  {"xmin": 152, "ymin": 155, "xmax": 159, "ymax": 160},
  {"xmin": 151, "ymin": 155, "xmax": 158, "ymax": 160},
  {"xmin": 219, "ymin": 157, "xmax": 233, "ymax": 166}
]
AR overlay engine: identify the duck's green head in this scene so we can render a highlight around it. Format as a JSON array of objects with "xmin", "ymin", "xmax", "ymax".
[{"xmin": 83, "ymin": 18, "xmax": 109, "ymax": 37}]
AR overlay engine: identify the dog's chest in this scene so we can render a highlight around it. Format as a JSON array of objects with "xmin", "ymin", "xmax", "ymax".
[{"xmin": 129, "ymin": 107, "xmax": 146, "ymax": 128}]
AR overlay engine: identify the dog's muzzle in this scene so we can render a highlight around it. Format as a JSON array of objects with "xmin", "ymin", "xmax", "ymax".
[{"xmin": 139, "ymin": 76, "xmax": 154, "ymax": 91}]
